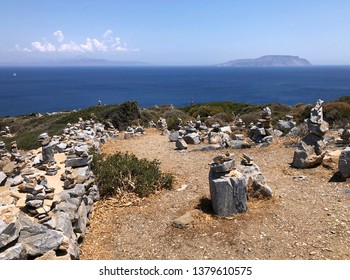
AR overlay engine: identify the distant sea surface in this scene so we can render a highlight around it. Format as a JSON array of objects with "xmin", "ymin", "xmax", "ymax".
[{"xmin": 1, "ymin": 66, "xmax": 350, "ymax": 117}]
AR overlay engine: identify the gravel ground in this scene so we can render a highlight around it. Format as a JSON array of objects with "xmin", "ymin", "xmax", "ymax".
[{"xmin": 80, "ymin": 129, "xmax": 350, "ymax": 260}]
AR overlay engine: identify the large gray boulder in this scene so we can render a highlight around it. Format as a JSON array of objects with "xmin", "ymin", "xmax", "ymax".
[
  {"xmin": 339, "ymin": 147, "xmax": 350, "ymax": 178},
  {"xmin": 18, "ymin": 213, "xmax": 65, "ymax": 257},
  {"xmin": 306, "ymin": 119, "xmax": 329, "ymax": 137},
  {"xmin": 292, "ymin": 133, "xmax": 326, "ymax": 168},
  {"xmin": 183, "ymin": 133, "xmax": 201, "ymax": 145},
  {"xmin": 238, "ymin": 163, "xmax": 272, "ymax": 198},
  {"xmin": 208, "ymin": 131, "xmax": 220, "ymax": 144},
  {"xmin": 248, "ymin": 126, "xmax": 266, "ymax": 143},
  {"xmin": 0, "ymin": 171, "xmax": 7, "ymax": 186},
  {"xmin": 42, "ymin": 143, "xmax": 55, "ymax": 164},
  {"xmin": 277, "ymin": 120, "xmax": 296, "ymax": 131},
  {"xmin": 74, "ymin": 201, "xmax": 88, "ymax": 236},
  {"xmin": 292, "ymin": 149, "xmax": 324, "ymax": 169},
  {"xmin": 209, "ymin": 172, "xmax": 248, "ymax": 216},
  {"xmin": 175, "ymin": 138, "xmax": 188, "ymax": 150},
  {"xmin": 54, "ymin": 197, "xmax": 81, "ymax": 221},
  {"xmin": 0, "ymin": 205, "xmax": 21, "ymax": 249},
  {"xmin": 0, "ymin": 243, "xmax": 26, "ymax": 260},
  {"xmin": 65, "ymin": 155, "xmax": 92, "ymax": 168},
  {"xmin": 45, "ymin": 211, "xmax": 75, "ymax": 239},
  {"xmin": 169, "ymin": 131, "xmax": 180, "ymax": 142}
]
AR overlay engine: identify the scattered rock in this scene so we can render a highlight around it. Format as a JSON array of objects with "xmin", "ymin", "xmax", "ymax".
[
  {"xmin": 339, "ymin": 147, "xmax": 350, "ymax": 178},
  {"xmin": 175, "ymin": 138, "xmax": 188, "ymax": 150},
  {"xmin": 172, "ymin": 210, "xmax": 199, "ymax": 229}
]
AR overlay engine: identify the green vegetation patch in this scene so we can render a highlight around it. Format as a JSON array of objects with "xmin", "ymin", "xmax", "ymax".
[{"xmin": 91, "ymin": 152, "xmax": 174, "ymax": 198}]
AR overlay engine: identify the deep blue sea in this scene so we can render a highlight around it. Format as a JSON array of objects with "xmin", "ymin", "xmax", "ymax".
[{"xmin": 1, "ymin": 66, "xmax": 350, "ymax": 117}]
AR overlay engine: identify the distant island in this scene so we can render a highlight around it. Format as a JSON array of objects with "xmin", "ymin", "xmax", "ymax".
[
  {"xmin": 0, "ymin": 56, "xmax": 152, "ymax": 67},
  {"xmin": 218, "ymin": 55, "xmax": 312, "ymax": 67}
]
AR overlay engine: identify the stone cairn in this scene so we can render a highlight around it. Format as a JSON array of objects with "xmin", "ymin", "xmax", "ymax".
[
  {"xmin": 277, "ymin": 115, "xmax": 297, "ymax": 136},
  {"xmin": 124, "ymin": 125, "xmax": 145, "ymax": 139},
  {"xmin": 0, "ymin": 126, "xmax": 11, "ymax": 137},
  {"xmin": 208, "ymin": 152, "xmax": 272, "ymax": 217},
  {"xmin": 335, "ymin": 126, "xmax": 350, "ymax": 146},
  {"xmin": 0, "ymin": 118, "xmax": 119, "ymax": 260},
  {"xmin": 292, "ymin": 99, "xmax": 329, "ymax": 168},
  {"xmin": 248, "ymin": 107, "xmax": 275, "ymax": 145},
  {"xmin": 168, "ymin": 115, "xmax": 251, "ymax": 151},
  {"xmin": 336, "ymin": 124, "xmax": 350, "ymax": 178},
  {"xmin": 157, "ymin": 117, "xmax": 169, "ymax": 135}
]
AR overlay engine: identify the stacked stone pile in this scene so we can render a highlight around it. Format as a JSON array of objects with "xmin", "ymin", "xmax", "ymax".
[
  {"xmin": 0, "ymin": 118, "xmax": 119, "ymax": 260},
  {"xmin": 208, "ymin": 152, "xmax": 272, "ymax": 217},
  {"xmin": 169, "ymin": 116, "xmax": 252, "ymax": 150},
  {"xmin": 292, "ymin": 99, "xmax": 329, "ymax": 168},
  {"xmin": 335, "ymin": 126, "xmax": 350, "ymax": 146},
  {"xmin": 157, "ymin": 117, "xmax": 169, "ymax": 135},
  {"xmin": 237, "ymin": 154, "xmax": 273, "ymax": 199},
  {"xmin": 0, "ymin": 126, "xmax": 11, "ymax": 137},
  {"xmin": 277, "ymin": 115, "xmax": 297, "ymax": 135},
  {"xmin": 248, "ymin": 107, "xmax": 277, "ymax": 145}
]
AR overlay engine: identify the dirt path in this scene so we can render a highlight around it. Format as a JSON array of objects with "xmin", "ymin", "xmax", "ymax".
[{"xmin": 80, "ymin": 129, "xmax": 350, "ymax": 260}]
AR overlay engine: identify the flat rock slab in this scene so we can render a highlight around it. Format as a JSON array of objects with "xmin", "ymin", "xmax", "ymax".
[
  {"xmin": 172, "ymin": 210, "xmax": 199, "ymax": 229},
  {"xmin": 65, "ymin": 155, "xmax": 92, "ymax": 168}
]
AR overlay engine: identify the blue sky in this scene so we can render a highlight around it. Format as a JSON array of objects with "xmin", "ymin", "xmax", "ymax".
[{"xmin": 1, "ymin": 0, "xmax": 350, "ymax": 65}]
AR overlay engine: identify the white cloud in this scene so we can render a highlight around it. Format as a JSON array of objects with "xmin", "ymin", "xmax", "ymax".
[
  {"xmin": 103, "ymin": 29, "xmax": 113, "ymax": 38},
  {"xmin": 14, "ymin": 30, "xmax": 138, "ymax": 53},
  {"xmin": 31, "ymin": 40, "xmax": 56, "ymax": 52},
  {"xmin": 80, "ymin": 38, "xmax": 94, "ymax": 52},
  {"xmin": 58, "ymin": 41, "xmax": 83, "ymax": 52},
  {"xmin": 92, "ymin": 39, "xmax": 107, "ymax": 51},
  {"xmin": 53, "ymin": 30, "xmax": 64, "ymax": 43},
  {"xmin": 14, "ymin": 44, "xmax": 32, "ymax": 52},
  {"xmin": 111, "ymin": 37, "xmax": 129, "ymax": 52}
]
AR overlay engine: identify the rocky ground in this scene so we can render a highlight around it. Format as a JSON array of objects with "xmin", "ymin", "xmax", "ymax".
[{"xmin": 79, "ymin": 128, "xmax": 350, "ymax": 260}]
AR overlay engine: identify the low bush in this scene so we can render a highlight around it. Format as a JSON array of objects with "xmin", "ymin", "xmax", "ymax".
[
  {"xmin": 181, "ymin": 101, "xmax": 253, "ymax": 118},
  {"xmin": 323, "ymin": 102, "xmax": 350, "ymax": 127},
  {"xmin": 162, "ymin": 109, "xmax": 192, "ymax": 130},
  {"xmin": 91, "ymin": 152, "xmax": 174, "ymax": 198}
]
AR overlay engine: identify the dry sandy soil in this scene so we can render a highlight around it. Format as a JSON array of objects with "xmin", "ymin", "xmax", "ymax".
[{"xmin": 80, "ymin": 129, "xmax": 350, "ymax": 260}]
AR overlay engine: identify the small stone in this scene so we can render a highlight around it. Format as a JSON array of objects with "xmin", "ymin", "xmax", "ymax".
[
  {"xmin": 292, "ymin": 175, "xmax": 306, "ymax": 181},
  {"xmin": 176, "ymin": 184, "xmax": 188, "ymax": 192},
  {"xmin": 25, "ymin": 199, "xmax": 43, "ymax": 208},
  {"xmin": 171, "ymin": 210, "xmax": 199, "ymax": 229}
]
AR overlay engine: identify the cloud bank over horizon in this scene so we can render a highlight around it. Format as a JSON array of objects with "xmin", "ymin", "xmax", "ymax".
[{"xmin": 14, "ymin": 30, "xmax": 140, "ymax": 54}]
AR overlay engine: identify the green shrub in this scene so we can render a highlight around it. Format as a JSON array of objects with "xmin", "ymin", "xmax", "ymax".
[
  {"xmin": 91, "ymin": 152, "xmax": 173, "ymax": 198},
  {"xmin": 323, "ymin": 102, "xmax": 350, "ymax": 127},
  {"xmin": 334, "ymin": 96, "xmax": 350, "ymax": 104},
  {"xmin": 181, "ymin": 101, "xmax": 252, "ymax": 117},
  {"xmin": 161, "ymin": 109, "xmax": 192, "ymax": 130}
]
